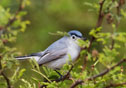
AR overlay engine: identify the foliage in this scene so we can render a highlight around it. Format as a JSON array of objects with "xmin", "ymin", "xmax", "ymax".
[
  {"xmin": 0, "ymin": 0, "xmax": 126, "ymax": 88},
  {"xmin": 0, "ymin": 0, "xmax": 30, "ymax": 88}
]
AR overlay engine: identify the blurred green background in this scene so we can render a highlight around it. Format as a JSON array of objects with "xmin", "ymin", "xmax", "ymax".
[
  {"xmin": 0, "ymin": 0, "xmax": 126, "ymax": 87},
  {"xmin": 0, "ymin": 0, "xmax": 126, "ymax": 55}
]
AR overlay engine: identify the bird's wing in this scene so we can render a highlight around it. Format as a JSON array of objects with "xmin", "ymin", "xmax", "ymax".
[
  {"xmin": 16, "ymin": 37, "xmax": 68, "ymax": 65},
  {"xmin": 28, "ymin": 52, "xmax": 44, "ymax": 57},
  {"xmin": 38, "ymin": 37, "xmax": 68, "ymax": 65},
  {"xmin": 38, "ymin": 48, "xmax": 67, "ymax": 65}
]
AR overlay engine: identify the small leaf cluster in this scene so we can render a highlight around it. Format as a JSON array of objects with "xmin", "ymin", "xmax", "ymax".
[{"xmin": 0, "ymin": 0, "xmax": 30, "ymax": 88}]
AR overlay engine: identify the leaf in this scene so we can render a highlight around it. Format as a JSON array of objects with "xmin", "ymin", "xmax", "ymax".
[
  {"xmin": 18, "ymin": 68, "xmax": 26, "ymax": 79},
  {"xmin": 32, "ymin": 69, "xmax": 52, "ymax": 83}
]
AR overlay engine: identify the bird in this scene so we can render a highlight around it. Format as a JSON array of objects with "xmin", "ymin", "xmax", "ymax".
[{"xmin": 16, "ymin": 30, "xmax": 87, "ymax": 70}]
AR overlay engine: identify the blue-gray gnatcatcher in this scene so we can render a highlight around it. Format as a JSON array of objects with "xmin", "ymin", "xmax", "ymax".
[{"xmin": 16, "ymin": 30, "xmax": 86, "ymax": 69}]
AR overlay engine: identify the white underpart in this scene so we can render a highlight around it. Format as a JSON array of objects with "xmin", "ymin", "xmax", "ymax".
[{"xmin": 44, "ymin": 39, "xmax": 81, "ymax": 69}]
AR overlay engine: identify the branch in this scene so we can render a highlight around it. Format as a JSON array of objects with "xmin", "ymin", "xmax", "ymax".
[
  {"xmin": 57, "ymin": 65, "xmax": 74, "ymax": 81},
  {"xmin": 0, "ymin": 0, "xmax": 24, "ymax": 84},
  {"xmin": 0, "ymin": 0, "xmax": 24, "ymax": 33},
  {"xmin": 87, "ymin": 59, "xmax": 126, "ymax": 80},
  {"xmin": 96, "ymin": 0, "xmax": 106, "ymax": 28},
  {"xmin": 5, "ymin": 0, "xmax": 24, "ymax": 28},
  {"xmin": 0, "ymin": 56, "xmax": 11, "ymax": 88},
  {"xmin": 0, "ymin": 56, "xmax": 2, "ymax": 74},
  {"xmin": 110, "ymin": 0, "xmax": 125, "ymax": 50},
  {"xmin": 89, "ymin": 0, "xmax": 105, "ymax": 51},
  {"xmin": 82, "ymin": 0, "xmax": 106, "ymax": 71},
  {"xmin": 40, "ymin": 65, "xmax": 74, "ymax": 88},
  {"xmin": 0, "ymin": 0, "xmax": 25, "ymax": 42},
  {"xmin": 117, "ymin": 0, "xmax": 125, "ymax": 16},
  {"xmin": 70, "ymin": 80, "xmax": 84, "ymax": 88},
  {"xmin": 71, "ymin": 58, "xmax": 126, "ymax": 88},
  {"xmin": 1, "ymin": 72, "xmax": 11, "ymax": 88},
  {"xmin": 87, "ymin": 0, "xmax": 105, "ymax": 52},
  {"xmin": 110, "ymin": 38, "xmax": 114, "ymax": 50},
  {"xmin": 105, "ymin": 82, "xmax": 126, "ymax": 88}
]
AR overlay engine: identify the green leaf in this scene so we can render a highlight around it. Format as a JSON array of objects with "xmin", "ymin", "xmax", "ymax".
[{"xmin": 18, "ymin": 68, "xmax": 26, "ymax": 79}]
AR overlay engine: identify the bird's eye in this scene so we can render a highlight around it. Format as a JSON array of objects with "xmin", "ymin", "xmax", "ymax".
[{"xmin": 71, "ymin": 35, "xmax": 76, "ymax": 39}]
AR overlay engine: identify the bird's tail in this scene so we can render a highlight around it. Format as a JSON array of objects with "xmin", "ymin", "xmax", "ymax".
[
  {"xmin": 15, "ymin": 52, "xmax": 43, "ymax": 63},
  {"xmin": 15, "ymin": 56, "xmax": 40, "ymax": 62}
]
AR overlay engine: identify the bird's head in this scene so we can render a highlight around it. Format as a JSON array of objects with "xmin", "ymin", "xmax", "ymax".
[
  {"xmin": 68, "ymin": 30, "xmax": 86, "ymax": 41},
  {"xmin": 67, "ymin": 30, "xmax": 87, "ymax": 48}
]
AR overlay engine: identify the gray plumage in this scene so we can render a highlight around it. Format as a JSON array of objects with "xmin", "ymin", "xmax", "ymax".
[{"xmin": 16, "ymin": 30, "xmax": 86, "ymax": 69}]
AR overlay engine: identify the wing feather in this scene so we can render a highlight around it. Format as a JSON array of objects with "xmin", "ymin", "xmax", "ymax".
[
  {"xmin": 38, "ymin": 48, "xmax": 67, "ymax": 65},
  {"xmin": 37, "ymin": 37, "xmax": 68, "ymax": 65}
]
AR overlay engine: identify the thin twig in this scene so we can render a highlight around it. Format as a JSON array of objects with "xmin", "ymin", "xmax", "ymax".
[
  {"xmin": 71, "ymin": 58, "xmax": 126, "ymax": 88},
  {"xmin": 110, "ymin": 38, "xmax": 115, "ymax": 50},
  {"xmin": 5, "ymin": 0, "xmax": 24, "ymax": 28},
  {"xmin": 0, "ymin": 0, "xmax": 24, "ymax": 33},
  {"xmin": 0, "ymin": 56, "xmax": 2, "ymax": 74},
  {"xmin": 40, "ymin": 65, "xmax": 74, "ymax": 88},
  {"xmin": 110, "ymin": 0, "xmax": 125, "ymax": 50},
  {"xmin": 88, "ymin": 0, "xmax": 105, "ymax": 51},
  {"xmin": 1, "ymin": 72, "xmax": 11, "ymax": 88},
  {"xmin": 58, "ymin": 65, "xmax": 74, "ymax": 81},
  {"xmin": 105, "ymin": 82, "xmax": 126, "ymax": 88},
  {"xmin": 87, "ymin": 59, "xmax": 126, "ymax": 80},
  {"xmin": 0, "ymin": 55, "xmax": 11, "ymax": 88},
  {"xmin": 82, "ymin": 0, "xmax": 106, "ymax": 71},
  {"xmin": 0, "ymin": 0, "xmax": 24, "ymax": 43},
  {"xmin": 0, "ymin": 1, "xmax": 24, "ymax": 87},
  {"xmin": 96, "ymin": 0, "xmax": 106, "ymax": 28}
]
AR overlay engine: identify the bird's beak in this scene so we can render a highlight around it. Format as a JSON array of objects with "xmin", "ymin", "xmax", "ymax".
[{"xmin": 81, "ymin": 37, "xmax": 87, "ymax": 41}]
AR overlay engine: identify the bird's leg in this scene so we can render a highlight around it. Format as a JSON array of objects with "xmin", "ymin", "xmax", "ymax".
[{"xmin": 54, "ymin": 70, "xmax": 63, "ymax": 80}]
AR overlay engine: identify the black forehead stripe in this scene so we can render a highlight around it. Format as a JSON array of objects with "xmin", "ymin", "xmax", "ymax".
[{"xmin": 70, "ymin": 33, "xmax": 82, "ymax": 38}]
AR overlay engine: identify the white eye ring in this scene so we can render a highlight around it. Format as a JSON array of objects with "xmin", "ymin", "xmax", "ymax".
[{"xmin": 71, "ymin": 35, "xmax": 76, "ymax": 39}]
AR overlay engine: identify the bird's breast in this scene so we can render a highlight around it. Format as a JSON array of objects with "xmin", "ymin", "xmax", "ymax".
[
  {"xmin": 43, "ymin": 39, "xmax": 81, "ymax": 69},
  {"xmin": 67, "ymin": 42, "xmax": 81, "ymax": 61}
]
